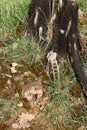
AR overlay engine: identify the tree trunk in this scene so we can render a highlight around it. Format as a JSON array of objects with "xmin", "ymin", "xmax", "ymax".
[{"xmin": 27, "ymin": 0, "xmax": 87, "ymax": 99}]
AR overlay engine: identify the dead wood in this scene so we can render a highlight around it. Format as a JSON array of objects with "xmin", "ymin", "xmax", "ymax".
[
  {"xmin": 67, "ymin": 2, "xmax": 87, "ymax": 98},
  {"xmin": 27, "ymin": 0, "xmax": 87, "ymax": 99}
]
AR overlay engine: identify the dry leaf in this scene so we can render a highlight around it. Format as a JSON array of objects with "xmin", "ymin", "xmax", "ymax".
[
  {"xmin": 12, "ymin": 62, "xmax": 18, "ymax": 67},
  {"xmin": 13, "ymin": 42, "xmax": 18, "ymax": 49},
  {"xmin": 7, "ymin": 79, "xmax": 11, "ymax": 85},
  {"xmin": 78, "ymin": 126, "xmax": 85, "ymax": 130},
  {"xmin": 78, "ymin": 9, "xmax": 83, "ymax": 18},
  {"xmin": 10, "ymin": 66, "xmax": 17, "ymax": 73},
  {"xmin": 14, "ymin": 75, "xmax": 24, "ymax": 81},
  {"xmin": 12, "ymin": 112, "xmax": 35, "ymax": 129},
  {"xmin": 5, "ymin": 74, "xmax": 12, "ymax": 78},
  {"xmin": 22, "ymin": 81, "xmax": 43, "ymax": 102},
  {"xmin": 15, "ymin": 93, "xmax": 19, "ymax": 98},
  {"xmin": 17, "ymin": 102, "xmax": 23, "ymax": 107}
]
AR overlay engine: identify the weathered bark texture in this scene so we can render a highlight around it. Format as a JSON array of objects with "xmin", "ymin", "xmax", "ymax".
[
  {"xmin": 27, "ymin": 0, "xmax": 87, "ymax": 99},
  {"xmin": 67, "ymin": 2, "xmax": 87, "ymax": 98},
  {"xmin": 27, "ymin": 0, "xmax": 53, "ymax": 37}
]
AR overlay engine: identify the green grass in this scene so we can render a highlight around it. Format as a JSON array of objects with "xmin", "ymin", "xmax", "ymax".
[
  {"xmin": 0, "ymin": 98, "xmax": 19, "ymax": 125},
  {"xmin": 0, "ymin": 0, "xmax": 31, "ymax": 40},
  {"xmin": 0, "ymin": 0, "xmax": 86, "ymax": 64},
  {"xmin": 0, "ymin": 0, "xmax": 42, "ymax": 65},
  {"xmin": 76, "ymin": 0, "xmax": 87, "ymax": 12},
  {"xmin": 0, "ymin": 37, "xmax": 41, "ymax": 65},
  {"xmin": 45, "ymin": 68, "xmax": 87, "ymax": 129}
]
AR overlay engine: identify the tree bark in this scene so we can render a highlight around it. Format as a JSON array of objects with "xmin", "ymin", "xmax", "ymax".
[{"xmin": 27, "ymin": 0, "xmax": 87, "ymax": 99}]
